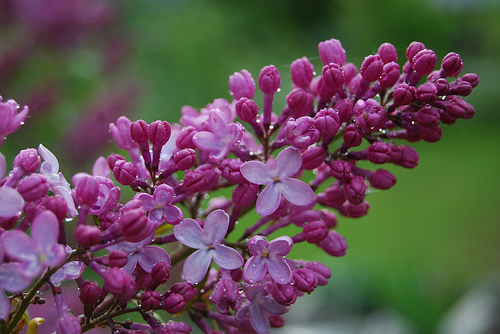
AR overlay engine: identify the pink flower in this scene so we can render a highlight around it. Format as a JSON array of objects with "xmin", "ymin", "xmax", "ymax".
[{"xmin": 137, "ymin": 184, "xmax": 183, "ymax": 226}]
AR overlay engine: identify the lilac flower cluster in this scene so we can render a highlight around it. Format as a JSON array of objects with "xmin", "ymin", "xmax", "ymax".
[{"xmin": 0, "ymin": 38, "xmax": 478, "ymax": 334}]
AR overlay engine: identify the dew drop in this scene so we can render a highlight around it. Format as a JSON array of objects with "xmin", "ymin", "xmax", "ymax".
[{"xmin": 276, "ymin": 88, "xmax": 281, "ymax": 93}]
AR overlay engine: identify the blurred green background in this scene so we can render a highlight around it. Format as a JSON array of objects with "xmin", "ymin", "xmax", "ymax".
[{"xmin": 2, "ymin": 0, "xmax": 500, "ymax": 333}]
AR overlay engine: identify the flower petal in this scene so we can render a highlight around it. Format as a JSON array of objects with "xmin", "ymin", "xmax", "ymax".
[
  {"xmin": 240, "ymin": 161, "xmax": 273, "ymax": 185},
  {"xmin": 183, "ymin": 249, "xmax": 212, "ymax": 284},
  {"xmin": 137, "ymin": 193, "xmax": 155, "ymax": 211},
  {"xmin": 267, "ymin": 256, "xmax": 292, "ymax": 284},
  {"xmin": 31, "ymin": 211, "xmax": 59, "ymax": 252},
  {"xmin": 0, "ymin": 290, "xmax": 11, "ymax": 320},
  {"xmin": 212, "ymin": 244, "xmax": 243, "ymax": 270},
  {"xmin": 249, "ymin": 302, "xmax": 271, "ymax": 334},
  {"xmin": 208, "ymin": 110, "xmax": 230, "ymax": 135},
  {"xmin": 203, "ymin": 209, "xmax": 229, "ymax": 244},
  {"xmin": 269, "ymin": 236, "xmax": 293, "ymax": 257},
  {"xmin": 162, "ymin": 205, "xmax": 183, "ymax": 225},
  {"xmin": 1, "ymin": 230, "xmax": 37, "ymax": 263},
  {"xmin": 138, "ymin": 246, "xmax": 171, "ymax": 272},
  {"xmin": 0, "ymin": 152, "xmax": 5, "ymax": 179},
  {"xmin": 193, "ymin": 131, "xmax": 224, "ymax": 152},
  {"xmin": 256, "ymin": 184, "xmax": 280, "ymax": 216},
  {"xmin": 38, "ymin": 144, "xmax": 59, "ymax": 175},
  {"xmin": 0, "ymin": 187, "xmax": 24, "ymax": 218},
  {"xmin": 259, "ymin": 296, "xmax": 289, "ymax": 315},
  {"xmin": 174, "ymin": 218, "xmax": 206, "ymax": 249},
  {"xmin": 0, "ymin": 263, "xmax": 31, "ymax": 292},
  {"xmin": 277, "ymin": 178, "xmax": 315, "ymax": 207},
  {"xmin": 243, "ymin": 256, "xmax": 267, "ymax": 283},
  {"xmin": 274, "ymin": 147, "xmax": 302, "ymax": 179},
  {"xmin": 154, "ymin": 184, "xmax": 174, "ymax": 204}
]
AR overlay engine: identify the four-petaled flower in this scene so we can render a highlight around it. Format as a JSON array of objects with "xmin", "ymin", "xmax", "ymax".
[
  {"xmin": 174, "ymin": 209, "xmax": 243, "ymax": 284},
  {"xmin": 1, "ymin": 210, "xmax": 66, "ymax": 279},
  {"xmin": 192, "ymin": 110, "xmax": 244, "ymax": 162},
  {"xmin": 0, "ymin": 248, "xmax": 31, "ymax": 319},
  {"xmin": 137, "ymin": 184, "xmax": 183, "ymax": 227},
  {"xmin": 240, "ymin": 146, "xmax": 315, "ymax": 216},
  {"xmin": 243, "ymin": 235, "xmax": 293, "ymax": 284}
]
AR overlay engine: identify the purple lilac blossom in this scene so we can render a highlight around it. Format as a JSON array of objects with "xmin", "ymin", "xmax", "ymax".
[
  {"xmin": 0, "ymin": 186, "xmax": 24, "ymax": 219},
  {"xmin": 240, "ymin": 147, "xmax": 315, "ymax": 216},
  {"xmin": 0, "ymin": 97, "xmax": 29, "ymax": 148},
  {"xmin": 174, "ymin": 209, "xmax": 243, "ymax": 284},
  {"xmin": 137, "ymin": 184, "xmax": 183, "ymax": 226}
]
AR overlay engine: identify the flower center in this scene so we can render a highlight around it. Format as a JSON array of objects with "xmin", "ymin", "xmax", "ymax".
[
  {"xmin": 261, "ymin": 249, "xmax": 269, "ymax": 258},
  {"xmin": 272, "ymin": 176, "xmax": 280, "ymax": 182}
]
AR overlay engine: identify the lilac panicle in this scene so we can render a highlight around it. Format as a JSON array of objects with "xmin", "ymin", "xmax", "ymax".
[
  {"xmin": 240, "ymin": 147, "xmax": 315, "ymax": 216},
  {"xmin": 174, "ymin": 209, "xmax": 243, "ymax": 284}
]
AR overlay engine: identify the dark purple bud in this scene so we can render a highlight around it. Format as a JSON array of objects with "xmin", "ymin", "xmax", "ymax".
[
  {"xmin": 412, "ymin": 49, "xmax": 437, "ymax": 75},
  {"xmin": 406, "ymin": 41, "xmax": 426, "ymax": 62},
  {"xmin": 379, "ymin": 61, "xmax": 400, "ymax": 88},
  {"xmin": 445, "ymin": 96, "xmax": 471, "ymax": 118},
  {"xmin": 149, "ymin": 120, "xmax": 171, "ymax": 146},
  {"xmin": 343, "ymin": 124, "xmax": 363, "ymax": 148},
  {"xmin": 151, "ymin": 262, "xmax": 171, "ymax": 285},
  {"xmin": 330, "ymin": 159, "xmax": 353, "ymax": 181},
  {"xmin": 195, "ymin": 164, "xmax": 221, "ymax": 190},
  {"xmin": 318, "ymin": 230, "xmax": 347, "ymax": 257},
  {"xmin": 377, "ymin": 42, "xmax": 398, "ymax": 63},
  {"xmin": 449, "ymin": 79, "xmax": 472, "ymax": 97},
  {"xmin": 141, "ymin": 290, "xmax": 161, "ymax": 311},
  {"xmin": 344, "ymin": 176, "xmax": 367, "ymax": 205},
  {"xmin": 13, "ymin": 148, "xmax": 40, "ymax": 174},
  {"xmin": 120, "ymin": 208, "xmax": 154, "ymax": 242},
  {"xmin": 112, "ymin": 160, "xmax": 137, "ymax": 186},
  {"xmin": 320, "ymin": 185, "xmax": 346, "ymax": 208},
  {"xmin": 293, "ymin": 268, "xmax": 318, "ymax": 293},
  {"xmin": 56, "ymin": 316, "xmax": 81, "ymax": 334},
  {"xmin": 235, "ymin": 97, "xmax": 259, "ymax": 122},
  {"xmin": 42, "ymin": 195, "xmax": 68, "ymax": 221},
  {"xmin": 258, "ymin": 65, "xmax": 280, "ymax": 94},
  {"xmin": 130, "ymin": 120, "xmax": 149, "ymax": 143},
  {"xmin": 108, "ymin": 250, "xmax": 128, "ymax": 268},
  {"xmin": 318, "ymin": 38, "xmax": 346, "ymax": 66},
  {"xmin": 369, "ymin": 169, "xmax": 397, "ymax": 190},
  {"xmin": 416, "ymin": 83, "xmax": 438, "ymax": 104},
  {"xmin": 104, "ymin": 267, "xmax": 136, "ymax": 301},
  {"xmin": 290, "ymin": 57, "xmax": 314, "ymax": 89},
  {"xmin": 173, "ymin": 149, "xmax": 197, "ymax": 171},
  {"xmin": 416, "ymin": 105, "xmax": 440, "ymax": 128},
  {"xmin": 232, "ymin": 183, "xmax": 259, "ymax": 207},
  {"xmin": 229, "ymin": 69, "xmax": 255, "ymax": 100},
  {"xmin": 434, "ymin": 78, "xmax": 450, "ymax": 95},
  {"xmin": 321, "ymin": 210, "xmax": 338, "ymax": 228},
  {"xmin": 303, "ymin": 261, "xmax": 331, "ymax": 286},
  {"xmin": 354, "ymin": 98, "xmax": 386, "ymax": 132},
  {"xmin": 393, "ymin": 83, "xmax": 415, "ymax": 106},
  {"xmin": 75, "ymin": 175, "xmax": 99, "ymax": 206},
  {"xmin": 360, "ymin": 55, "xmax": 384, "ymax": 82},
  {"xmin": 171, "ymin": 282, "xmax": 197, "ymax": 302},
  {"xmin": 176, "ymin": 126, "xmax": 197, "ymax": 149},
  {"xmin": 333, "ymin": 98, "xmax": 354, "ymax": 123},
  {"xmin": 314, "ymin": 108, "xmax": 340, "ymax": 141},
  {"xmin": 302, "ymin": 220, "xmax": 328, "ymax": 244},
  {"xmin": 461, "ymin": 73, "xmax": 479, "ymax": 88},
  {"xmin": 441, "ymin": 52, "xmax": 463, "ymax": 77},
  {"xmin": 420, "ymin": 125, "xmax": 442, "ymax": 143},
  {"xmin": 183, "ymin": 169, "xmax": 206, "ymax": 193},
  {"xmin": 219, "ymin": 158, "xmax": 245, "ymax": 184},
  {"xmin": 163, "ymin": 293, "xmax": 185, "ymax": 314},
  {"xmin": 286, "ymin": 88, "xmax": 314, "ymax": 117},
  {"xmin": 285, "ymin": 117, "xmax": 320, "ymax": 149},
  {"xmin": 314, "ymin": 76, "xmax": 336, "ymax": 100},
  {"xmin": 322, "ymin": 62, "xmax": 345, "ymax": 92},
  {"xmin": 272, "ymin": 283, "xmax": 297, "ymax": 306},
  {"xmin": 75, "ymin": 225, "xmax": 101, "ymax": 248},
  {"xmin": 367, "ymin": 141, "xmax": 392, "ymax": 164},
  {"xmin": 339, "ymin": 201, "xmax": 370, "ymax": 218},
  {"xmin": 17, "ymin": 174, "xmax": 48, "ymax": 202},
  {"xmin": 106, "ymin": 153, "xmax": 126, "ymax": 170},
  {"xmin": 301, "ymin": 146, "xmax": 325, "ymax": 170},
  {"xmin": 80, "ymin": 280, "xmax": 101, "ymax": 305},
  {"xmin": 396, "ymin": 145, "xmax": 419, "ymax": 168},
  {"xmin": 343, "ymin": 63, "xmax": 358, "ymax": 85}
]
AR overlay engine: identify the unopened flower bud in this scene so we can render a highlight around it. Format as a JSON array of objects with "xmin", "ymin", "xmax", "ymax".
[
  {"xmin": 377, "ymin": 42, "xmax": 398, "ymax": 63},
  {"xmin": 343, "ymin": 124, "xmax": 363, "ymax": 148},
  {"xmin": 56, "ymin": 316, "xmax": 81, "ymax": 334},
  {"xmin": 344, "ymin": 176, "xmax": 367, "ymax": 205},
  {"xmin": 303, "ymin": 261, "xmax": 331, "ymax": 286},
  {"xmin": 318, "ymin": 230, "xmax": 347, "ymax": 257},
  {"xmin": 369, "ymin": 169, "xmax": 397, "ymax": 189},
  {"xmin": 162, "ymin": 293, "xmax": 185, "ymax": 314},
  {"xmin": 330, "ymin": 159, "xmax": 353, "ymax": 181},
  {"xmin": 393, "ymin": 83, "xmax": 415, "ymax": 106},
  {"xmin": 406, "ymin": 41, "xmax": 425, "ymax": 62},
  {"xmin": 448, "ymin": 79, "xmax": 472, "ymax": 97},
  {"xmin": 141, "ymin": 290, "xmax": 161, "ymax": 311},
  {"xmin": 171, "ymin": 282, "xmax": 197, "ymax": 302},
  {"xmin": 149, "ymin": 120, "xmax": 171, "ymax": 146},
  {"xmin": 434, "ymin": 78, "xmax": 450, "ymax": 95},
  {"xmin": 229, "ymin": 69, "xmax": 255, "ymax": 100},
  {"xmin": 270, "ymin": 315, "xmax": 285, "ymax": 329},
  {"xmin": 320, "ymin": 185, "xmax": 346, "ymax": 208},
  {"xmin": 232, "ymin": 183, "xmax": 258, "ymax": 207},
  {"xmin": 367, "ymin": 141, "xmax": 392, "ymax": 164},
  {"xmin": 183, "ymin": 169, "xmax": 206, "ymax": 193},
  {"xmin": 17, "ymin": 174, "xmax": 48, "ymax": 202},
  {"xmin": 314, "ymin": 108, "xmax": 340, "ymax": 141},
  {"xmin": 130, "ymin": 120, "xmax": 149, "ymax": 143},
  {"xmin": 285, "ymin": 117, "xmax": 320, "ymax": 149},
  {"xmin": 412, "ymin": 49, "xmax": 437, "ymax": 75},
  {"xmin": 420, "ymin": 125, "xmax": 442, "ymax": 143},
  {"xmin": 120, "ymin": 208, "xmax": 154, "ymax": 242},
  {"xmin": 75, "ymin": 175, "xmax": 99, "ymax": 206},
  {"xmin": 461, "ymin": 73, "xmax": 479, "ymax": 88},
  {"xmin": 258, "ymin": 65, "xmax": 280, "ymax": 94},
  {"xmin": 272, "ymin": 283, "xmax": 297, "ymax": 306},
  {"xmin": 339, "ymin": 201, "xmax": 370, "ymax": 218},
  {"xmin": 151, "ymin": 262, "xmax": 171, "ymax": 285},
  {"xmin": 416, "ymin": 105, "xmax": 440, "ymax": 128},
  {"xmin": 396, "ymin": 145, "xmax": 419, "ymax": 168},
  {"xmin": 301, "ymin": 146, "xmax": 325, "ymax": 170},
  {"xmin": 176, "ymin": 126, "xmax": 197, "ymax": 149},
  {"xmin": 75, "ymin": 225, "xmax": 101, "ymax": 248},
  {"xmin": 173, "ymin": 149, "xmax": 197, "ymax": 171},
  {"xmin": 379, "ymin": 61, "xmax": 400, "ymax": 88},
  {"xmin": 104, "ymin": 267, "xmax": 136, "ymax": 301},
  {"xmin": 112, "ymin": 160, "xmax": 137, "ymax": 186},
  {"xmin": 286, "ymin": 88, "xmax": 314, "ymax": 117},
  {"xmin": 360, "ymin": 55, "xmax": 384, "ymax": 82},
  {"xmin": 318, "ymin": 38, "xmax": 346, "ymax": 66},
  {"xmin": 333, "ymin": 98, "xmax": 354, "ymax": 123},
  {"xmin": 322, "ymin": 63, "xmax": 345, "ymax": 92},
  {"xmin": 302, "ymin": 220, "xmax": 328, "ymax": 243},
  {"xmin": 42, "ymin": 195, "xmax": 68, "ymax": 221},
  {"xmin": 290, "ymin": 57, "xmax": 314, "ymax": 89},
  {"xmin": 441, "ymin": 52, "xmax": 463, "ymax": 77},
  {"xmin": 13, "ymin": 148, "xmax": 40, "ymax": 174},
  {"xmin": 416, "ymin": 83, "xmax": 438, "ymax": 104},
  {"xmin": 292, "ymin": 268, "xmax": 318, "ymax": 293},
  {"xmin": 235, "ymin": 97, "xmax": 259, "ymax": 122},
  {"xmin": 108, "ymin": 250, "xmax": 128, "ymax": 268},
  {"xmin": 80, "ymin": 280, "xmax": 101, "ymax": 305}
]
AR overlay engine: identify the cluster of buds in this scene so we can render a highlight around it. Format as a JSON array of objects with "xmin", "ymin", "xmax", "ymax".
[{"xmin": 0, "ymin": 38, "xmax": 477, "ymax": 334}]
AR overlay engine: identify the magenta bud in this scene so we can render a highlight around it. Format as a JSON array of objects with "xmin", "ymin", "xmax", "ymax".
[
  {"xmin": 320, "ymin": 185, "xmax": 346, "ymax": 208},
  {"xmin": 449, "ymin": 79, "xmax": 472, "ymax": 97},
  {"xmin": 286, "ymin": 88, "xmax": 314, "ymax": 117},
  {"xmin": 344, "ymin": 176, "xmax": 367, "ymax": 205},
  {"xmin": 42, "ymin": 195, "xmax": 68, "ymax": 221},
  {"xmin": 183, "ymin": 169, "xmax": 206, "ymax": 193},
  {"xmin": 149, "ymin": 120, "xmax": 171, "ymax": 146},
  {"xmin": 56, "ymin": 316, "xmax": 81, "ymax": 334},
  {"xmin": 416, "ymin": 83, "xmax": 438, "ymax": 104},
  {"xmin": 151, "ymin": 262, "xmax": 171, "ymax": 285},
  {"xmin": 314, "ymin": 108, "xmax": 340, "ymax": 140},
  {"xmin": 369, "ymin": 169, "xmax": 397, "ymax": 189},
  {"xmin": 303, "ymin": 261, "xmax": 331, "ymax": 286},
  {"xmin": 120, "ymin": 208, "xmax": 154, "ymax": 242},
  {"xmin": 106, "ymin": 153, "xmax": 126, "ymax": 170},
  {"xmin": 17, "ymin": 174, "xmax": 48, "ymax": 202},
  {"xmin": 318, "ymin": 38, "xmax": 346, "ymax": 66},
  {"xmin": 318, "ymin": 230, "xmax": 347, "ymax": 257},
  {"xmin": 229, "ymin": 69, "xmax": 255, "ymax": 100},
  {"xmin": 75, "ymin": 225, "xmax": 101, "ymax": 248},
  {"xmin": 258, "ymin": 65, "xmax": 280, "ymax": 94},
  {"xmin": 292, "ymin": 268, "xmax": 318, "ymax": 293},
  {"xmin": 321, "ymin": 62, "xmax": 345, "ymax": 92},
  {"xmin": 173, "ymin": 148, "xmax": 197, "ymax": 171},
  {"xmin": 232, "ymin": 183, "xmax": 259, "ymax": 207},
  {"xmin": 416, "ymin": 105, "xmax": 440, "ymax": 128},
  {"xmin": 333, "ymin": 98, "xmax": 354, "ymax": 123},
  {"xmin": 301, "ymin": 146, "xmax": 325, "ymax": 170},
  {"xmin": 219, "ymin": 158, "xmax": 245, "ymax": 184},
  {"xmin": 445, "ymin": 96, "xmax": 471, "ymax": 118},
  {"xmin": 162, "ymin": 293, "xmax": 185, "ymax": 314},
  {"xmin": 285, "ymin": 117, "xmax": 320, "ymax": 149},
  {"xmin": 130, "ymin": 120, "xmax": 149, "ymax": 143},
  {"xmin": 412, "ymin": 49, "xmax": 437, "ymax": 75},
  {"xmin": 406, "ymin": 41, "xmax": 426, "ymax": 62},
  {"xmin": 343, "ymin": 124, "xmax": 363, "ymax": 148},
  {"xmin": 393, "ymin": 83, "xmax": 415, "ymax": 105},
  {"xmin": 290, "ymin": 57, "xmax": 314, "ymax": 88},
  {"xmin": 302, "ymin": 220, "xmax": 328, "ymax": 244},
  {"xmin": 420, "ymin": 125, "xmax": 442, "ymax": 143},
  {"xmin": 75, "ymin": 175, "xmax": 99, "ymax": 206},
  {"xmin": 171, "ymin": 282, "xmax": 197, "ymax": 302},
  {"xmin": 112, "ymin": 160, "xmax": 137, "ymax": 186},
  {"xmin": 104, "ymin": 267, "xmax": 136, "ymax": 301},
  {"xmin": 13, "ymin": 148, "xmax": 40, "ymax": 174},
  {"xmin": 330, "ymin": 159, "xmax": 353, "ymax": 181},
  {"xmin": 367, "ymin": 141, "xmax": 392, "ymax": 164},
  {"xmin": 354, "ymin": 98, "xmax": 386, "ymax": 132},
  {"xmin": 396, "ymin": 145, "xmax": 419, "ymax": 168},
  {"xmin": 461, "ymin": 73, "xmax": 479, "ymax": 88},
  {"xmin": 80, "ymin": 280, "xmax": 101, "ymax": 305},
  {"xmin": 108, "ymin": 250, "xmax": 128, "ymax": 268},
  {"xmin": 441, "ymin": 52, "xmax": 463, "ymax": 77},
  {"xmin": 272, "ymin": 283, "xmax": 297, "ymax": 306},
  {"xmin": 360, "ymin": 55, "xmax": 384, "ymax": 82},
  {"xmin": 343, "ymin": 63, "xmax": 358, "ymax": 85},
  {"xmin": 235, "ymin": 97, "xmax": 259, "ymax": 122},
  {"xmin": 176, "ymin": 126, "xmax": 197, "ymax": 149},
  {"xmin": 141, "ymin": 290, "xmax": 161, "ymax": 311},
  {"xmin": 377, "ymin": 42, "xmax": 398, "ymax": 63},
  {"xmin": 434, "ymin": 78, "xmax": 450, "ymax": 96},
  {"xmin": 379, "ymin": 61, "xmax": 400, "ymax": 88}
]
